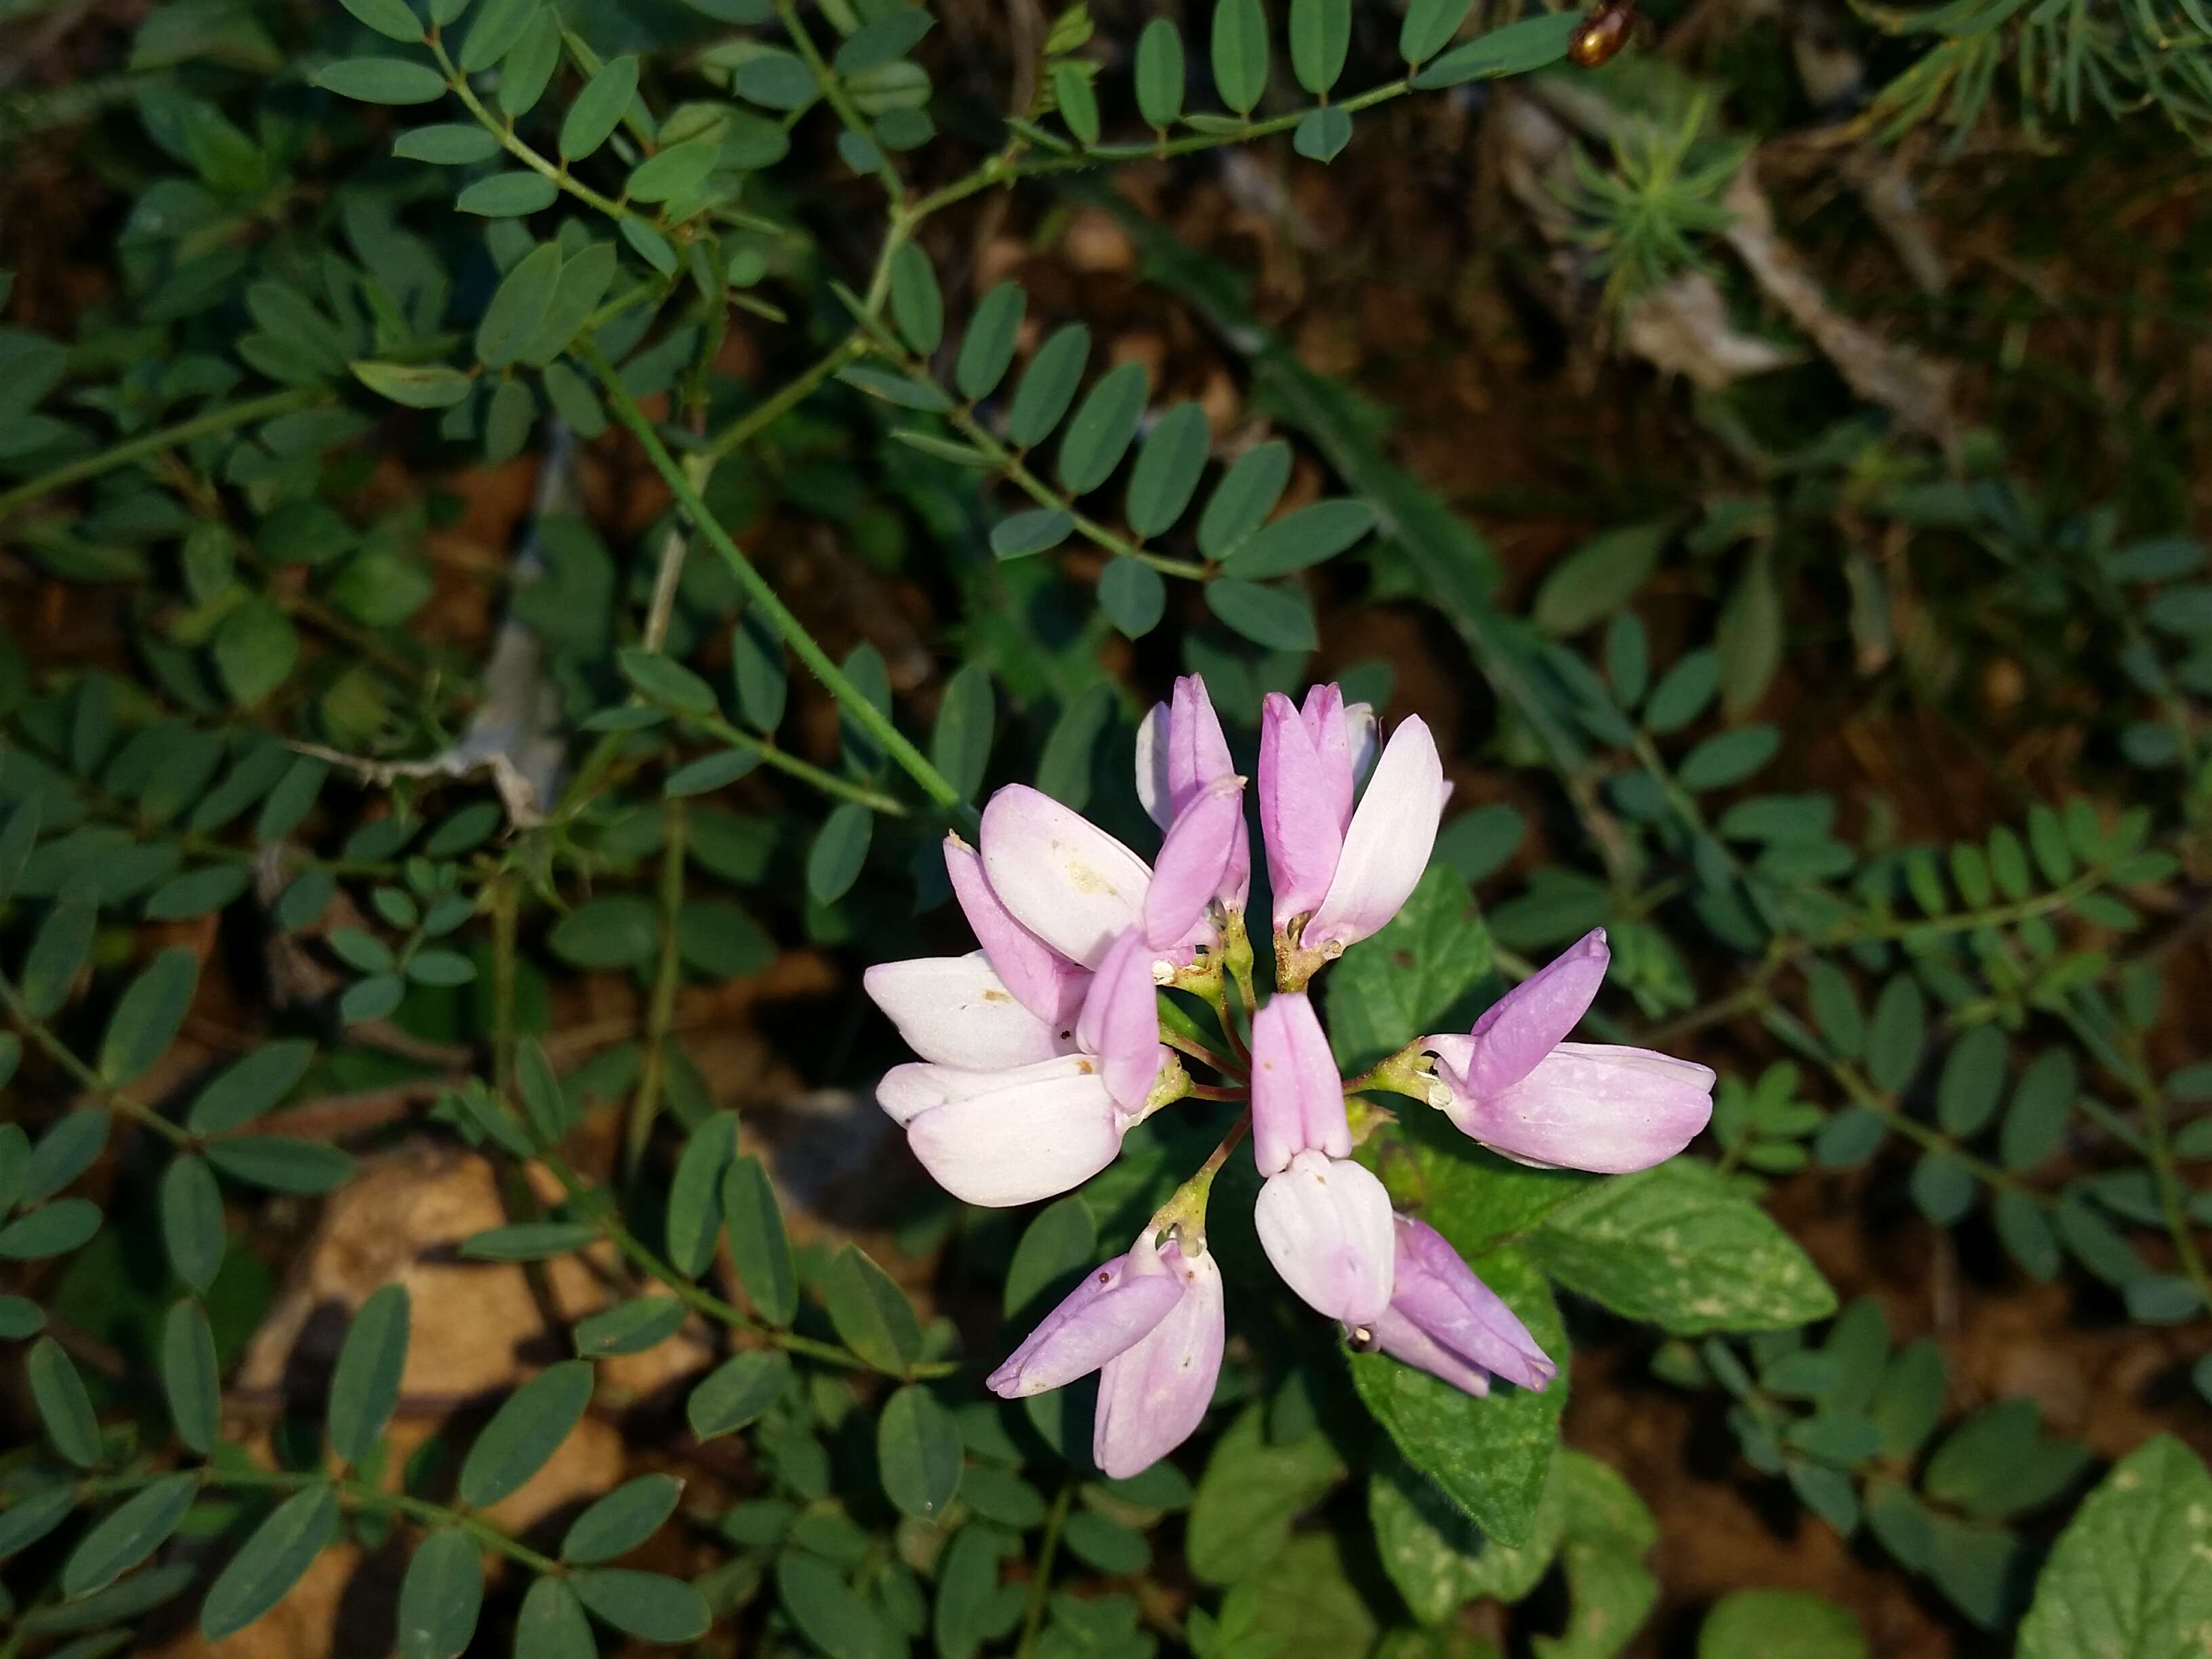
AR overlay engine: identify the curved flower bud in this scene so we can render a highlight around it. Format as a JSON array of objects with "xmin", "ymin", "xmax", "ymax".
[
  {"xmin": 1303, "ymin": 715, "xmax": 1448, "ymax": 956},
  {"xmin": 1429, "ymin": 1041, "xmax": 1714, "ymax": 1174},
  {"xmin": 1094, "ymin": 1233, "xmax": 1225, "ymax": 1477},
  {"xmin": 1298, "ymin": 683, "xmax": 1357, "ymax": 830},
  {"xmin": 1143, "ymin": 775, "xmax": 1246, "ymax": 955},
  {"xmin": 1254, "ymin": 1149, "xmax": 1395, "ymax": 1326},
  {"xmin": 1250, "ymin": 991, "xmax": 1351, "ymax": 1178},
  {"xmin": 1368, "ymin": 1215, "xmax": 1555, "ymax": 1395},
  {"xmin": 1139, "ymin": 677, "xmax": 1250, "ymax": 914},
  {"xmin": 980, "ymin": 784, "xmax": 1153, "ymax": 970},
  {"xmin": 986, "ymin": 1248, "xmax": 1185, "ymax": 1398},
  {"xmin": 1458, "ymin": 927, "xmax": 1610, "ymax": 1097},
  {"xmin": 1258, "ymin": 692, "xmax": 1346, "ymax": 928},
  {"xmin": 1075, "ymin": 927, "xmax": 1166, "ymax": 1114},
  {"xmin": 862, "ymin": 953, "xmax": 1072, "ymax": 1071},
  {"xmin": 900, "ymin": 1057, "xmax": 1130, "ymax": 1206},
  {"xmin": 945, "ymin": 835, "xmax": 1088, "ymax": 1031}
]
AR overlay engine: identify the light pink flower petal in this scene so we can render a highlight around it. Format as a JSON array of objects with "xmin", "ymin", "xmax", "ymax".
[
  {"xmin": 1345, "ymin": 703, "xmax": 1378, "ymax": 789},
  {"xmin": 1456, "ymin": 928, "xmax": 1610, "ymax": 1096},
  {"xmin": 1298, "ymin": 683, "xmax": 1357, "ymax": 830},
  {"xmin": 946, "ymin": 836, "xmax": 1088, "ymax": 1030},
  {"xmin": 863, "ymin": 953, "xmax": 1069, "ymax": 1069},
  {"xmin": 905, "ymin": 1064, "xmax": 1126, "ymax": 1206},
  {"xmin": 986, "ymin": 1251, "xmax": 1184, "ymax": 1398},
  {"xmin": 1094, "ymin": 1235, "xmax": 1225, "ymax": 1477},
  {"xmin": 1391, "ymin": 1216, "xmax": 1556, "ymax": 1391},
  {"xmin": 980, "ymin": 785, "xmax": 1153, "ymax": 970},
  {"xmin": 1075, "ymin": 927, "xmax": 1163, "ymax": 1113},
  {"xmin": 1134, "ymin": 703, "xmax": 1173, "ymax": 830},
  {"xmin": 1168, "ymin": 675, "xmax": 1236, "ymax": 805},
  {"xmin": 1254, "ymin": 1151, "xmax": 1395, "ymax": 1326},
  {"xmin": 876, "ymin": 1054, "xmax": 1102, "ymax": 1128},
  {"xmin": 1303, "ymin": 716, "xmax": 1448, "ymax": 955},
  {"xmin": 1250, "ymin": 991, "xmax": 1351, "ymax": 1176},
  {"xmin": 1258, "ymin": 693, "xmax": 1345, "ymax": 929},
  {"xmin": 1144, "ymin": 777, "xmax": 1245, "ymax": 951},
  {"xmin": 1369, "ymin": 1307, "xmax": 1491, "ymax": 1396},
  {"xmin": 1447, "ymin": 1042, "xmax": 1715, "ymax": 1174}
]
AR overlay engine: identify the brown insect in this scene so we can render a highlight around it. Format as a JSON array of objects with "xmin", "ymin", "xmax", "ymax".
[{"xmin": 1568, "ymin": 2, "xmax": 1636, "ymax": 68}]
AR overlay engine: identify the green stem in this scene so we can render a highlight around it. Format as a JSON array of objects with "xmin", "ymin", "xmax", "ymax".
[
  {"xmin": 0, "ymin": 388, "xmax": 325, "ymax": 519},
  {"xmin": 78, "ymin": 1467, "xmax": 559, "ymax": 1575},
  {"xmin": 687, "ymin": 711, "xmax": 910, "ymax": 815},
  {"xmin": 0, "ymin": 977, "xmax": 189, "ymax": 1147},
  {"xmin": 700, "ymin": 333, "xmax": 869, "ymax": 465},
  {"xmin": 773, "ymin": 0, "xmax": 905, "ymax": 201},
  {"xmin": 1016, "ymin": 1484, "xmax": 1073, "ymax": 1659},
  {"xmin": 430, "ymin": 37, "xmax": 655, "ymax": 233},
  {"xmin": 624, "ymin": 797, "xmax": 689, "ymax": 1174},
  {"xmin": 584, "ymin": 346, "xmax": 971, "ymax": 817}
]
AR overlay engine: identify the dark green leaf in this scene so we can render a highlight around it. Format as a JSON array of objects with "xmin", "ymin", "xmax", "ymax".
[
  {"xmin": 99, "ymin": 947, "xmax": 197, "ymax": 1085},
  {"xmin": 62, "ymin": 1473, "xmax": 199, "ymax": 1599},
  {"xmin": 29, "ymin": 1336, "xmax": 102, "ymax": 1466},
  {"xmin": 329, "ymin": 1284, "xmax": 410, "ymax": 1467},
  {"xmin": 316, "ymin": 57, "xmax": 449, "ymax": 103},
  {"xmin": 825, "ymin": 1243, "xmax": 920, "ymax": 1372},
  {"xmin": 571, "ymin": 1568, "xmax": 711, "ymax": 1641},
  {"xmin": 203, "ymin": 1137, "xmax": 353, "ymax": 1193},
  {"xmin": 1410, "ymin": 9, "xmax": 1581, "ymax": 85},
  {"xmin": 475, "ymin": 241, "xmax": 562, "ymax": 369},
  {"xmin": 1134, "ymin": 18, "xmax": 1186, "ymax": 126},
  {"xmin": 1197, "ymin": 440, "xmax": 1291, "ymax": 557},
  {"xmin": 889, "ymin": 244, "xmax": 945, "ymax": 355},
  {"xmin": 457, "ymin": 1360, "xmax": 593, "ymax": 1507},
  {"xmin": 1206, "ymin": 577, "xmax": 1315, "ymax": 652},
  {"xmin": 562, "ymin": 1474, "xmax": 684, "ymax": 1564},
  {"xmin": 1226, "ymin": 499, "xmax": 1374, "ymax": 578},
  {"xmin": 396, "ymin": 1528, "xmax": 483, "ymax": 1659},
  {"xmin": 201, "ymin": 1483, "xmax": 339, "ymax": 1639},
  {"xmin": 1210, "ymin": 0, "xmax": 1269, "ymax": 113},
  {"xmin": 955, "ymin": 283, "xmax": 1026, "ymax": 403},
  {"xmin": 1400, "ymin": 0, "xmax": 1475, "ymax": 64},
  {"xmin": 722, "ymin": 1153, "xmax": 798, "ymax": 1324},
  {"xmin": 1006, "ymin": 323, "xmax": 1090, "ymax": 448},
  {"xmin": 159, "ymin": 1155, "xmax": 225, "ymax": 1294},
  {"xmin": 549, "ymin": 895, "xmax": 660, "ymax": 970},
  {"xmin": 1099, "ymin": 558, "xmax": 1166, "ymax": 639},
  {"xmin": 458, "ymin": 1222, "xmax": 598, "ymax": 1261},
  {"xmin": 808, "ymin": 804, "xmax": 872, "ymax": 905},
  {"xmin": 878, "ymin": 1384, "xmax": 962, "ymax": 1519},
  {"xmin": 667, "ymin": 1111, "xmax": 737, "ymax": 1277},
  {"xmin": 162, "ymin": 1299, "xmax": 220, "ymax": 1453},
  {"xmin": 990, "ymin": 507, "xmax": 1073, "ymax": 560},
  {"xmin": 1290, "ymin": 0, "xmax": 1349, "ymax": 91},
  {"xmin": 514, "ymin": 1577, "xmax": 596, "ymax": 1659},
  {"xmin": 1057, "ymin": 362, "xmax": 1149, "ymax": 495},
  {"xmin": 560, "ymin": 56, "xmax": 638, "ymax": 160},
  {"xmin": 687, "ymin": 1349, "xmax": 793, "ymax": 1439}
]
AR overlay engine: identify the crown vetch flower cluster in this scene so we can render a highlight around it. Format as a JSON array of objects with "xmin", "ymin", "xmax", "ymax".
[{"xmin": 863, "ymin": 674, "xmax": 1715, "ymax": 1477}]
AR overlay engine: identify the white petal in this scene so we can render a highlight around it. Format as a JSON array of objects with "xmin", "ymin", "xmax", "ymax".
[
  {"xmin": 1304, "ymin": 716, "xmax": 1448, "ymax": 954},
  {"xmin": 980, "ymin": 785, "xmax": 1153, "ymax": 969},
  {"xmin": 863, "ymin": 953, "xmax": 1071, "ymax": 1069},
  {"xmin": 906, "ymin": 1067, "xmax": 1126, "ymax": 1206},
  {"xmin": 876, "ymin": 1054, "xmax": 1103, "ymax": 1127},
  {"xmin": 1253, "ymin": 1151, "xmax": 1395, "ymax": 1326}
]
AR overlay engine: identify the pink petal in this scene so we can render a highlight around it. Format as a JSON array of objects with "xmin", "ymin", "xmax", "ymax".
[
  {"xmin": 1460, "ymin": 929, "xmax": 1610, "ymax": 1096},
  {"xmin": 1134, "ymin": 703, "xmax": 1173, "ymax": 830},
  {"xmin": 905, "ymin": 1063, "xmax": 1126, "ymax": 1206},
  {"xmin": 1094, "ymin": 1234, "xmax": 1225, "ymax": 1477},
  {"xmin": 1258, "ymin": 693, "xmax": 1345, "ymax": 929},
  {"xmin": 1253, "ymin": 1151, "xmax": 1395, "ymax": 1326},
  {"xmin": 1250, "ymin": 991, "xmax": 1351, "ymax": 1176},
  {"xmin": 1143, "ymin": 776, "xmax": 1245, "ymax": 951},
  {"xmin": 863, "ymin": 954, "xmax": 1070, "ymax": 1069},
  {"xmin": 987, "ymin": 1250, "xmax": 1183, "ymax": 1397},
  {"xmin": 1168, "ymin": 675, "xmax": 1235, "ymax": 805},
  {"xmin": 1448, "ymin": 1042, "xmax": 1715, "ymax": 1174},
  {"xmin": 1303, "ymin": 716, "xmax": 1448, "ymax": 954},
  {"xmin": 1368, "ymin": 1307, "xmax": 1492, "ymax": 1396},
  {"xmin": 946, "ymin": 835, "xmax": 1089, "ymax": 1029},
  {"xmin": 980, "ymin": 785, "xmax": 1153, "ymax": 970},
  {"xmin": 1298, "ymin": 683, "xmax": 1357, "ymax": 830},
  {"xmin": 1075, "ymin": 927, "xmax": 1163, "ymax": 1113},
  {"xmin": 1391, "ymin": 1216, "xmax": 1556, "ymax": 1391}
]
